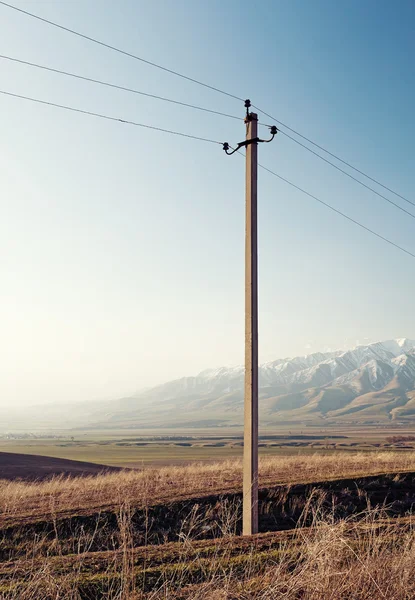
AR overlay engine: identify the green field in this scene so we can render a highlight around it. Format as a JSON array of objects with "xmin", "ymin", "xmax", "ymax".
[
  {"xmin": 0, "ymin": 438, "xmax": 244, "ymax": 466},
  {"xmin": 1, "ymin": 426, "xmax": 413, "ymax": 468}
]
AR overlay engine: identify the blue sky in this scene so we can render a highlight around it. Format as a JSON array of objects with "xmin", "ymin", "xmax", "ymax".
[{"xmin": 1, "ymin": 0, "xmax": 414, "ymax": 406}]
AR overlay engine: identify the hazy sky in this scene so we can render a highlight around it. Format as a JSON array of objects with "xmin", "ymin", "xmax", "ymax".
[{"xmin": 1, "ymin": 0, "xmax": 414, "ymax": 407}]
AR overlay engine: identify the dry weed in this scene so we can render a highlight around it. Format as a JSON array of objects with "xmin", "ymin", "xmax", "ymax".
[{"xmin": 1, "ymin": 451, "xmax": 414, "ymax": 522}]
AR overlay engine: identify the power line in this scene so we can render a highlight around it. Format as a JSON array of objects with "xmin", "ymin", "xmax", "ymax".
[
  {"xmin": 253, "ymin": 104, "xmax": 415, "ymax": 209},
  {"xmin": 277, "ymin": 128, "xmax": 415, "ymax": 219},
  {"xmin": 2, "ymin": 88, "xmax": 413, "ymax": 261},
  {"xmin": 0, "ymin": 54, "xmax": 243, "ymax": 123},
  {"xmin": 0, "ymin": 0, "xmax": 243, "ymax": 103},
  {"xmin": 3, "ymin": 54, "xmax": 413, "ymax": 222},
  {"xmin": 258, "ymin": 162, "xmax": 415, "ymax": 260},
  {"xmin": 3, "ymin": 51, "xmax": 413, "ymax": 221},
  {"xmin": 0, "ymin": 89, "xmax": 222, "ymax": 145},
  {"xmin": 6, "ymin": 55, "xmax": 411, "ymax": 222},
  {"xmin": 1, "ymin": 1, "xmax": 411, "ymax": 212}
]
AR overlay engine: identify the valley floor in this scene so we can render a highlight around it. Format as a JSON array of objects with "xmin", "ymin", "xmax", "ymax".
[{"xmin": 2, "ymin": 425, "xmax": 415, "ymax": 470}]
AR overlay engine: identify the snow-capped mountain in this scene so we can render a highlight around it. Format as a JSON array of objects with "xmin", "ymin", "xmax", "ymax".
[{"xmin": 96, "ymin": 338, "xmax": 415, "ymax": 428}]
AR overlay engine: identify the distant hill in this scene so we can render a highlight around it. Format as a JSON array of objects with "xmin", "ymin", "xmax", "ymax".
[
  {"xmin": 87, "ymin": 338, "xmax": 415, "ymax": 428},
  {"xmin": 0, "ymin": 452, "xmax": 122, "ymax": 481}
]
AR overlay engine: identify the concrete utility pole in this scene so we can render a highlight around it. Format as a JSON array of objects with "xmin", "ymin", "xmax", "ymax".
[
  {"xmin": 223, "ymin": 101, "xmax": 277, "ymax": 536},
  {"xmin": 243, "ymin": 110, "xmax": 259, "ymax": 535}
]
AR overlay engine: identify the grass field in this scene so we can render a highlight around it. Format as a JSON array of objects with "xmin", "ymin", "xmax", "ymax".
[
  {"xmin": 0, "ymin": 439, "xmax": 244, "ymax": 466},
  {"xmin": 2, "ymin": 451, "xmax": 415, "ymax": 525},
  {"xmin": 1, "ymin": 451, "xmax": 415, "ymax": 598},
  {"xmin": 2, "ymin": 438, "xmax": 415, "ymax": 598}
]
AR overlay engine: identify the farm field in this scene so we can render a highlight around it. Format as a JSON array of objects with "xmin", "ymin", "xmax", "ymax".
[
  {"xmin": 1, "ymin": 426, "xmax": 415, "ymax": 469},
  {"xmin": 0, "ymin": 452, "xmax": 122, "ymax": 481}
]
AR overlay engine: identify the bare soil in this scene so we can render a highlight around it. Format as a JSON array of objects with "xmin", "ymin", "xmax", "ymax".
[{"xmin": 0, "ymin": 452, "xmax": 122, "ymax": 481}]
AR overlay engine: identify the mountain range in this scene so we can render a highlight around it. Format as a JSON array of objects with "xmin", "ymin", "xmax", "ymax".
[
  {"xmin": 89, "ymin": 338, "xmax": 415, "ymax": 429},
  {"xmin": 3, "ymin": 339, "xmax": 415, "ymax": 431}
]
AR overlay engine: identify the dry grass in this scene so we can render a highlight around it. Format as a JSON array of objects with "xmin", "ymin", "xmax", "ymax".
[
  {"xmin": 1, "ymin": 504, "xmax": 414, "ymax": 599},
  {"xmin": 173, "ymin": 514, "xmax": 415, "ymax": 600},
  {"xmin": 1, "ymin": 452, "xmax": 415, "ymax": 598},
  {"xmin": 1, "ymin": 451, "xmax": 415, "ymax": 524}
]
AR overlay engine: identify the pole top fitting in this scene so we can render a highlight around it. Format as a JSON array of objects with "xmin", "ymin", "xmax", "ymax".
[{"xmin": 245, "ymin": 99, "xmax": 251, "ymax": 118}]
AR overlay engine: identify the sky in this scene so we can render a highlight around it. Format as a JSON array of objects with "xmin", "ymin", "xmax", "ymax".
[{"xmin": 1, "ymin": 0, "xmax": 414, "ymax": 407}]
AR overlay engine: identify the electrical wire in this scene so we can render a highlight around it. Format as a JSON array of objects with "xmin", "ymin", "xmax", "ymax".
[
  {"xmin": 0, "ymin": 1, "xmax": 243, "ymax": 102},
  {"xmin": 258, "ymin": 162, "xmax": 415, "ymax": 260},
  {"xmin": 276, "ymin": 128, "xmax": 415, "ymax": 219},
  {"xmin": 2, "ymin": 54, "xmax": 412, "ymax": 221},
  {"xmin": 1, "ymin": 3, "xmax": 413, "ymax": 255},
  {"xmin": 0, "ymin": 89, "xmax": 222, "ymax": 145},
  {"xmin": 0, "ymin": 54, "xmax": 243, "ymax": 123},
  {"xmin": 2, "ymin": 0, "xmax": 411, "ymax": 210},
  {"xmin": 2, "ymin": 86, "xmax": 413, "ymax": 260},
  {"xmin": 252, "ymin": 104, "xmax": 415, "ymax": 209},
  {"xmin": 2, "ymin": 0, "xmax": 410, "ymax": 211}
]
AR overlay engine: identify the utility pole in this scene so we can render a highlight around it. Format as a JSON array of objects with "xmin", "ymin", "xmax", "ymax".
[
  {"xmin": 243, "ymin": 109, "xmax": 259, "ymax": 535},
  {"xmin": 223, "ymin": 100, "xmax": 277, "ymax": 536}
]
